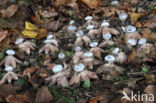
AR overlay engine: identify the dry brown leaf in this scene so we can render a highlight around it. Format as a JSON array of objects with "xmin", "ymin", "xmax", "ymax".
[
  {"xmin": 129, "ymin": 12, "xmax": 141, "ymax": 24},
  {"xmin": 144, "ymin": 74, "xmax": 155, "ymax": 84},
  {"xmin": 41, "ymin": 10, "xmax": 58, "ymax": 18},
  {"xmin": 131, "ymin": 0, "xmax": 138, "ymax": 5},
  {"xmin": 97, "ymin": 63, "xmax": 123, "ymax": 80},
  {"xmin": 128, "ymin": 50, "xmax": 137, "ymax": 62},
  {"xmin": 37, "ymin": 29, "xmax": 48, "ymax": 39},
  {"xmin": 135, "ymin": 21, "xmax": 142, "ymax": 27},
  {"xmin": 6, "ymin": 94, "xmax": 28, "ymax": 103},
  {"xmin": 144, "ymin": 17, "xmax": 156, "ymax": 29},
  {"xmin": 35, "ymin": 86, "xmax": 53, "ymax": 103},
  {"xmin": 0, "ymin": 4, "xmax": 18, "ymax": 19},
  {"xmin": 72, "ymin": 51, "xmax": 85, "ymax": 64},
  {"xmin": 115, "ymin": 52, "xmax": 127, "ymax": 64},
  {"xmin": 41, "ymin": 21, "xmax": 59, "ymax": 31},
  {"xmin": 142, "ymin": 29, "xmax": 156, "ymax": 41},
  {"xmin": 0, "ymin": 85, "xmax": 21, "ymax": 97},
  {"xmin": 145, "ymin": 22, "xmax": 156, "ymax": 29},
  {"xmin": 144, "ymin": 85, "xmax": 155, "ymax": 95},
  {"xmin": 23, "ymin": 66, "xmax": 39, "ymax": 76},
  {"xmin": 80, "ymin": 0, "xmax": 100, "ymax": 9},
  {"xmin": 0, "ymin": 0, "xmax": 7, "ymax": 5},
  {"xmin": 54, "ymin": 0, "xmax": 74, "ymax": 7},
  {"xmin": 0, "ymin": 30, "xmax": 8, "ymax": 42}
]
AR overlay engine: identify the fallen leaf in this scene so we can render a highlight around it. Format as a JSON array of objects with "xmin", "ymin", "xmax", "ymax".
[
  {"xmin": 37, "ymin": 29, "xmax": 48, "ymax": 39},
  {"xmin": 144, "ymin": 17, "xmax": 156, "ymax": 29},
  {"xmin": 80, "ymin": 0, "xmax": 100, "ymax": 9},
  {"xmin": 144, "ymin": 85, "xmax": 156, "ymax": 95},
  {"xmin": 22, "ymin": 30, "xmax": 38, "ymax": 38},
  {"xmin": 89, "ymin": 96, "xmax": 99, "ymax": 103},
  {"xmin": 6, "ymin": 94, "xmax": 28, "ymax": 103},
  {"xmin": 41, "ymin": 21, "xmax": 59, "ymax": 31},
  {"xmin": 135, "ymin": 21, "xmax": 142, "ymax": 28},
  {"xmin": 0, "ymin": 30, "xmax": 8, "ymax": 42},
  {"xmin": 142, "ymin": 29, "xmax": 156, "ymax": 41},
  {"xmin": 0, "ymin": 0, "xmax": 7, "ymax": 5},
  {"xmin": 23, "ymin": 66, "xmax": 39, "ymax": 76},
  {"xmin": 25, "ymin": 21, "xmax": 37, "ymax": 30},
  {"xmin": 0, "ymin": 4, "xmax": 18, "ymax": 19},
  {"xmin": 0, "ymin": 18, "xmax": 17, "ymax": 29},
  {"xmin": 54, "ymin": 0, "xmax": 76, "ymax": 7},
  {"xmin": 131, "ymin": 0, "xmax": 138, "ymax": 5},
  {"xmin": 22, "ymin": 21, "xmax": 38, "ymax": 38},
  {"xmin": 0, "ymin": 85, "xmax": 21, "ymax": 97},
  {"xmin": 144, "ymin": 74, "xmax": 155, "ymax": 84},
  {"xmin": 129, "ymin": 12, "xmax": 141, "ymax": 24},
  {"xmin": 35, "ymin": 86, "xmax": 53, "ymax": 103}
]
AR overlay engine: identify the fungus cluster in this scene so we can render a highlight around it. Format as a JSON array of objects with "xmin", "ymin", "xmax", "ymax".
[
  {"xmin": 0, "ymin": 7, "xmax": 154, "ymax": 88},
  {"xmin": 39, "ymin": 34, "xmax": 59, "ymax": 54}
]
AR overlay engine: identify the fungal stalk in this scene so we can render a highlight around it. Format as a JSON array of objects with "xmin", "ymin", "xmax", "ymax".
[
  {"xmin": 68, "ymin": 20, "xmax": 77, "ymax": 32},
  {"xmin": 74, "ymin": 30, "xmax": 91, "ymax": 47},
  {"xmin": 15, "ymin": 38, "xmax": 36, "ymax": 55},
  {"xmin": 39, "ymin": 35, "xmax": 59, "ymax": 54},
  {"xmin": 125, "ymin": 25, "xmax": 141, "ymax": 48},
  {"xmin": 45, "ymin": 64, "xmax": 71, "ymax": 87},
  {"xmin": 80, "ymin": 51, "xmax": 102, "ymax": 69},
  {"xmin": 97, "ymin": 55, "xmax": 124, "ymax": 80},
  {"xmin": 99, "ymin": 33, "xmax": 116, "ymax": 47},
  {"xmin": 88, "ymin": 20, "xmax": 119, "ymax": 38},
  {"xmin": 112, "ymin": 48, "xmax": 127, "ymax": 64},
  {"xmin": 0, "ymin": 66, "xmax": 18, "ymax": 85},
  {"xmin": 84, "ymin": 16, "xmax": 98, "ymax": 29},
  {"xmin": 69, "ymin": 63, "xmax": 98, "ymax": 85},
  {"xmin": 0, "ymin": 50, "xmax": 22, "ymax": 68},
  {"xmin": 90, "ymin": 42, "xmax": 105, "ymax": 59},
  {"xmin": 119, "ymin": 12, "xmax": 128, "ymax": 25}
]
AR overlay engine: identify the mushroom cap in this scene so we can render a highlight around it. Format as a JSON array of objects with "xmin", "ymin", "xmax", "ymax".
[
  {"xmin": 103, "ymin": 33, "xmax": 112, "ymax": 40},
  {"xmin": 138, "ymin": 38, "xmax": 147, "ymax": 45},
  {"xmin": 5, "ymin": 66, "xmax": 13, "ymax": 72},
  {"xmin": 69, "ymin": 20, "xmax": 75, "ymax": 25},
  {"xmin": 75, "ymin": 30, "xmax": 84, "ymax": 37},
  {"xmin": 119, "ymin": 12, "xmax": 128, "ymax": 21},
  {"xmin": 86, "ymin": 25, "xmax": 94, "ymax": 30},
  {"xmin": 68, "ymin": 25, "xmax": 77, "ymax": 31},
  {"xmin": 47, "ymin": 34, "xmax": 54, "ymax": 39},
  {"xmin": 15, "ymin": 38, "xmax": 24, "ymax": 45},
  {"xmin": 113, "ymin": 47, "xmax": 120, "ymax": 54},
  {"xmin": 52, "ymin": 64, "xmax": 63, "ymax": 73},
  {"xmin": 121, "ymin": 26, "xmax": 126, "ymax": 32},
  {"xmin": 111, "ymin": 0, "xmax": 119, "ymax": 5},
  {"xmin": 84, "ymin": 51, "xmax": 93, "ymax": 58},
  {"xmin": 128, "ymin": 39, "xmax": 137, "ymax": 46},
  {"xmin": 101, "ymin": 21, "xmax": 110, "ymax": 27},
  {"xmin": 105, "ymin": 55, "xmax": 115, "ymax": 62},
  {"xmin": 74, "ymin": 63, "xmax": 85, "ymax": 72},
  {"xmin": 44, "ymin": 39, "xmax": 55, "ymax": 44},
  {"xmin": 126, "ymin": 25, "xmax": 136, "ymax": 32},
  {"xmin": 90, "ymin": 42, "xmax": 98, "ymax": 47},
  {"xmin": 58, "ymin": 53, "xmax": 65, "ymax": 59},
  {"xmin": 85, "ymin": 16, "xmax": 93, "ymax": 21},
  {"xmin": 75, "ymin": 46, "xmax": 82, "ymax": 51},
  {"xmin": 6, "ymin": 49, "xmax": 15, "ymax": 55}
]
